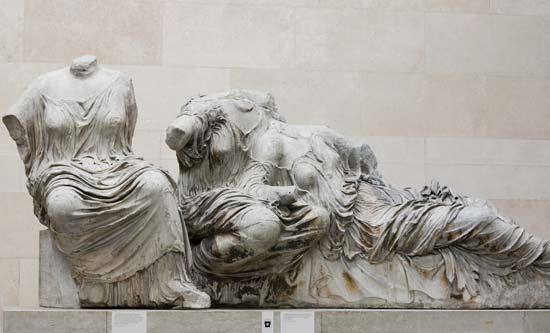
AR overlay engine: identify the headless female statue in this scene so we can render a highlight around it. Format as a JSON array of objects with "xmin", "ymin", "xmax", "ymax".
[{"xmin": 3, "ymin": 55, "xmax": 210, "ymax": 308}]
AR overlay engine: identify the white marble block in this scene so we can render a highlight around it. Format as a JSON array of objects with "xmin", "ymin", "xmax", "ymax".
[{"xmin": 39, "ymin": 230, "xmax": 79, "ymax": 309}]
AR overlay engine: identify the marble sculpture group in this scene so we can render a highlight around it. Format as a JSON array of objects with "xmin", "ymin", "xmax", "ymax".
[{"xmin": 4, "ymin": 56, "xmax": 550, "ymax": 309}]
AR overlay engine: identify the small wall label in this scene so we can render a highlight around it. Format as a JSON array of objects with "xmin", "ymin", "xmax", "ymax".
[
  {"xmin": 281, "ymin": 311, "xmax": 315, "ymax": 333},
  {"xmin": 112, "ymin": 311, "xmax": 147, "ymax": 333}
]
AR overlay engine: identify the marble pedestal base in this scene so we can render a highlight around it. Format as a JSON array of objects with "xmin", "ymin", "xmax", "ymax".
[{"xmin": 3, "ymin": 308, "xmax": 550, "ymax": 333}]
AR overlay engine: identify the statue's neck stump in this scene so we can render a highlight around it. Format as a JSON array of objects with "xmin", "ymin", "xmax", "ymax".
[{"xmin": 70, "ymin": 55, "xmax": 98, "ymax": 77}]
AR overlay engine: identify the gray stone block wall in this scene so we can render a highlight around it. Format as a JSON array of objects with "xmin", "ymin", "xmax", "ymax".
[{"xmin": 4, "ymin": 309, "xmax": 550, "ymax": 333}]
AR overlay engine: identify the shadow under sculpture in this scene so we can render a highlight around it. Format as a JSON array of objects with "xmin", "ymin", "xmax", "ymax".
[
  {"xmin": 166, "ymin": 90, "xmax": 550, "ymax": 308},
  {"xmin": 2, "ymin": 56, "xmax": 210, "ymax": 309}
]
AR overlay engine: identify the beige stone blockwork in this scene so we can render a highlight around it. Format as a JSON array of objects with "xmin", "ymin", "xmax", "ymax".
[
  {"xmin": 426, "ymin": 138, "xmax": 550, "ymax": 166},
  {"xmin": 317, "ymin": 0, "xmax": 424, "ymax": 11},
  {"xmin": 0, "ymin": 0, "xmax": 23, "ymax": 62},
  {"xmin": 0, "ymin": 193, "xmax": 42, "ymax": 259},
  {"xmin": 18, "ymin": 259, "xmax": 38, "ymax": 307},
  {"xmin": 231, "ymin": 69, "xmax": 363, "ymax": 135},
  {"xmin": 423, "ymin": 75, "xmax": 487, "ymax": 137},
  {"xmin": 112, "ymin": 66, "xmax": 231, "ymax": 131},
  {"xmin": 493, "ymin": 0, "xmax": 550, "ymax": 15},
  {"xmin": 425, "ymin": 164, "xmax": 550, "ymax": 200},
  {"xmin": 425, "ymin": 0, "xmax": 491, "ymax": 13},
  {"xmin": 379, "ymin": 163, "xmax": 426, "ymax": 190},
  {"xmin": 0, "ymin": 129, "xmax": 18, "ymax": 157},
  {"xmin": 367, "ymin": 74, "xmax": 487, "ymax": 137},
  {"xmin": 486, "ymin": 77, "xmax": 550, "ymax": 139},
  {"xmin": 360, "ymin": 73, "xmax": 426, "ymax": 136},
  {"xmin": 0, "ymin": 63, "xmax": 64, "ymax": 117},
  {"xmin": 295, "ymin": 7, "xmax": 378, "ymax": 71},
  {"xmin": 426, "ymin": 13, "xmax": 550, "ymax": 76},
  {"xmin": 359, "ymin": 74, "xmax": 489, "ymax": 137},
  {"xmin": 23, "ymin": 0, "xmax": 162, "ymax": 65},
  {"xmin": 0, "ymin": 156, "xmax": 26, "ymax": 193},
  {"xmin": 489, "ymin": 200, "xmax": 550, "ymax": 240},
  {"xmin": 163, "ymin": 3, "xmax": 295, "ymax": 68},
  {"xmin": 295, "ymin": 8, "xmax": 424, "ymax": 72},
  {"xmin": 359, "ymin": 73, "xmax": 548, "ymax": 139},
  {"xmin": 161, "ymin": 0, "xmax": 316, "ymax": 6}
]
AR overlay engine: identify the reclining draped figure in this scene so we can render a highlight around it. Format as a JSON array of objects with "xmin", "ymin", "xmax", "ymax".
[
  {"xmin": 2, "ymin": 56, "xmax": 210, "ymax": 308},
  {"xmin": 165, "ymin": 90, "xmax": 550, "ymax": 308}
]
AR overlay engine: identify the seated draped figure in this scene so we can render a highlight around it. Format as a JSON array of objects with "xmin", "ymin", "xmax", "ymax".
[
  {"xmin": 2, "ymin": 55, "xmax": 210, "ymax": 308},
  {"xmin": 166, "ymin": 90, "xmax": 550, "ymax": 308}
]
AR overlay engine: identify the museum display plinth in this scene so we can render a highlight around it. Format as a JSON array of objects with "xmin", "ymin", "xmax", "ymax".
[{"xmin": 3, "ymin": 308, "xmax": 550, "ymax": 333}]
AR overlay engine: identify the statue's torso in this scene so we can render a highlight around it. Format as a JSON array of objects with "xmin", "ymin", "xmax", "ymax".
[{"xmin": 33, "ymin": 72, "xmax": 136, "ymax": 175}]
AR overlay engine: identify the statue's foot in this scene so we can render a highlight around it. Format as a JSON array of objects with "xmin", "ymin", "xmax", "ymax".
[
  {"xmin": 183, "ymin": 288, "xmax": 211, "ymax": 308},
  {"xmin": 173, "ymin": 286, "xmax": 211, "ymax": 309}
]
